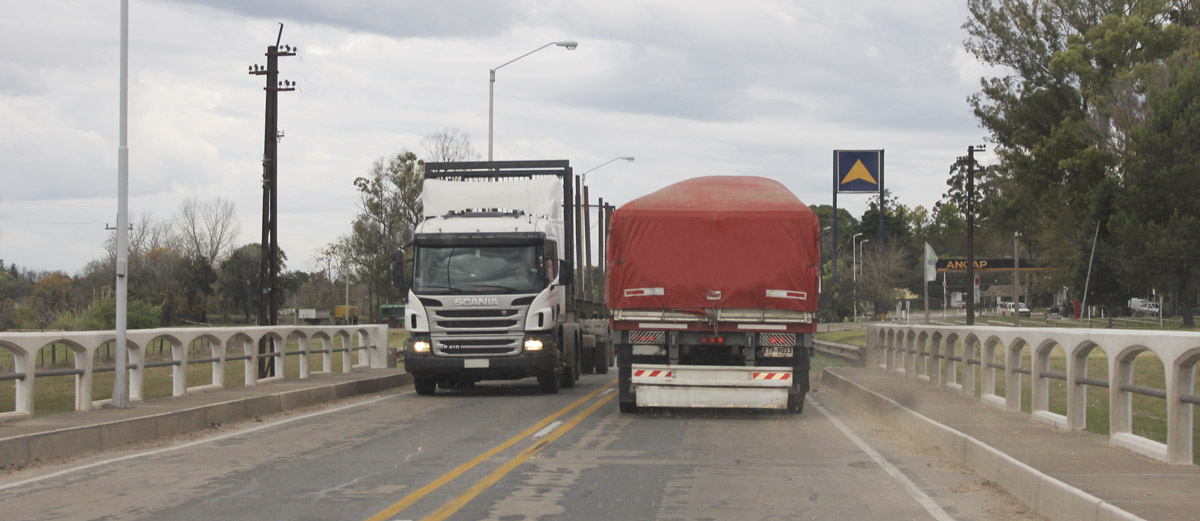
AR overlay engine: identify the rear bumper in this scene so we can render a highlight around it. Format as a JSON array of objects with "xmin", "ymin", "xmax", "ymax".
[{"xmin": 630, "ymin": 364, "xmax": 792, "ymax": 409}]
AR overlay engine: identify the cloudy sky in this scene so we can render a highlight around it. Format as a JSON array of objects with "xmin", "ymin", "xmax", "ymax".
[{"xmin": 0, "ymin": 0, "xmax": 994, "ymax": 274}]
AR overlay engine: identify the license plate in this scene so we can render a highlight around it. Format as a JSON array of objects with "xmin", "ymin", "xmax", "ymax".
[
  {"xmin": 762, "ymin": 346, "xmax": 793, "ymax": 358},
  {"xmin": 464, "ymin": 359, "xmax": 489, "ymax": 369}
]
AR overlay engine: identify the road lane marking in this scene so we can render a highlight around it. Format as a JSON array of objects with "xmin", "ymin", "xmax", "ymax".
[
  {"xmin": 532, "ymin": 421, "xmax": 562, "ymax": 439},
  {"xmin": 0, "ymin": 393, "xmax": 400, "ymax": 493},
  {"xmin": 423, "ymin": 393, "xmax": 616, "ymax": 521},
  {"xmin": 811, "ymin": 398, "xmax": 956, "ymax": 521},
  {"xmin": 600, "ymin": 388, "xmax": 615, "ymax": 396},
  {"xmin": 365, "ymin": 379, "xmax": 617, "ymax": 521}
]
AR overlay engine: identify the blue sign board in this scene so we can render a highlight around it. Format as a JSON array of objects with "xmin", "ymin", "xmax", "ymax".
[{"xmin": 835, "ymin": 150, "xmax": 882, "ymax": 194}]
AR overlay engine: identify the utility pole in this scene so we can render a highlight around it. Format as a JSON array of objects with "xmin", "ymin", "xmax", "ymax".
[
  {"xmin": 248, "ymin": 24, "xmax": 296, "ymax": 378},
  {"xmin": 113, "ymin": 0, "xmax": 131, "ymax": 408},
  {"xmin": 965, "ymin": 144, "xmax": 984, "ymax": 326}
]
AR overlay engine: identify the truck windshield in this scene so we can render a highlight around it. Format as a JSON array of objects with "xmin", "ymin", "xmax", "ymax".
[{"xmin": 413, "ymin": 245, "xmax": 544, "ymax": 295}]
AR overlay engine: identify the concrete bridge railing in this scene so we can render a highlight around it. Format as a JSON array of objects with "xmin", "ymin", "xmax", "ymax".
[
  {"xmin": 0, "ymin": 324, "xmax": 390, "ymax": 420},
  {"xmin": 868, "ymin": 324, "xmax": 1200, "ymax": 465}
]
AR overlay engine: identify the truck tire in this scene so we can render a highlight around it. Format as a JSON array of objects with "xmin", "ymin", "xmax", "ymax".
[
  {"xmin": 617, "ymin": 343, "xmax": 637, "ymax": 413},
  {"xmin": 414, "ymin": 375, "xmax": 436, "ymax": 396},
  {"xmin": 787, "ymin": 391, "xmax": 805, "ymax": 413},
  {"xmin": 538, "ymin": 371, "xmax": 560, "ymax": 394},
  {"xmin": 595, "ymin": 343, "xmax": 610, "ymax": 374},
  {"xmin": 562, "ymin": 330, "xmax": 580, "ymax": 388},
  {"xmin": 580, "ymin": 347, "xmax": 595, "ymax": 375}
]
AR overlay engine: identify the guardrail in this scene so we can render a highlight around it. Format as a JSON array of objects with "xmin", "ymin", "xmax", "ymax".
[
  {"xmin": 0, "ymin": 324, "xmax": 389, "ymax": 420},
  {"xmin": 813, "ymin": 339, "xmax": 863, "ymax": 365},
  {"xmin": 868, "ymin": 324, "xmax": 1200, "ymax": 465}
]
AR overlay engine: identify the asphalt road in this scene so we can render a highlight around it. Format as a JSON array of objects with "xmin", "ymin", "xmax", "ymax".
[{"xmin": 0, "ymin": 374, "xmax": 1043, "ymax": 521}]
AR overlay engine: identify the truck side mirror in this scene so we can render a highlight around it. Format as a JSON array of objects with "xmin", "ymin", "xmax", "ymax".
[{"xmin": 391, "ymin": 249, "xmax": 408, "ymax": 289}]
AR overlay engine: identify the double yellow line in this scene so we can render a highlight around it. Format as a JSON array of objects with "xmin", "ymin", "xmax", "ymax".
[{"xmin": 366, "ymin": 379, "xmax": 617, "ymax": 521}]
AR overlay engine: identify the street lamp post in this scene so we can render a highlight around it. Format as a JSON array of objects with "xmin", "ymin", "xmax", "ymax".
[
  {"xmin": 581, "ymin": 156, "xmax": 634, "ymax": 186},
  {"xmin": 488, "ymin": 40, "xmax": 578, "ymax": 161},
  {"xmin": 577, "ymin": 156, "xmax": 632, "ymax": 301},
  {"xmin": 852, "ymin": 233, "xmax": 864, "ymax": 320}
]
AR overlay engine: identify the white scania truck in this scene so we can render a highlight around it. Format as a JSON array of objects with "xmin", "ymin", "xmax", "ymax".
[{"xmin": 396, "ymin": 160, "xmax": 611, "ymax": 395}]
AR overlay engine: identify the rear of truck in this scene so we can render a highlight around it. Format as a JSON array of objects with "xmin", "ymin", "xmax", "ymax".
[{"xmin": 607, "ymin": 176, "xmax": 820, "ymax": 412}]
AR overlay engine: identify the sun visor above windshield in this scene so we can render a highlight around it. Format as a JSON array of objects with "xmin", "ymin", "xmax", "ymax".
[{"xmin": 422, "ymin": 178, "xmax": 563, "ymax": 220}]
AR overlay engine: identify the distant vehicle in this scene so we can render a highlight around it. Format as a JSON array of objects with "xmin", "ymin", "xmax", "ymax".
[
  {"xmin": 298, "ymin": 308, "xmax": 331, "ymax": 325},
  {"xmin": 379, "ymin": 304, "xmax": 405, "ymax": 327},
  {"xmin": 1000, "ymin": 301, "xmax": 1030, "ymax": 317},
  {"xmin": 1128, "ymin": 298, "xmax": 1160, "ymax": 317},
  {"xmin": 334, "ymin": 305, "xmax": 360, "ymax": 325}
]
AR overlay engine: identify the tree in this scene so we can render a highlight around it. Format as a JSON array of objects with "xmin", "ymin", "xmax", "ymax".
[
  {"xmin": 1113, "ymin": 38, "xmax": 1200, "ymax": 326},
  {"xmin": 218, "ymin": 244, "xmax": 263, "ymax": 323},
  {"xmin": 422, "ymin": 128, "xmax": 480, "ymax": 162},
  {"xmin": 29, "ymin": 272, "xmax": 73, "ymax": 326},
  {"xmin": 178, "ymin": 197, "xmax": 240, "ymax": 267},
  {"xmin": 960, "ymin": 1, "xmax": 1194, "ymax": 312},
  {"xmin": 858, "ymin": 242, "xmax": 910, "ymax": 320},
  {"xmin": 350, "ymin": 151, "xmax": 426, "ymax": 316}
]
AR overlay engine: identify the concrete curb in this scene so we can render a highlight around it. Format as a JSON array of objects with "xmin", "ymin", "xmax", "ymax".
[
  {"xmin": 0, "ymin": 372, "xmax": 412, "ymax": 469},
  {"xmin": 819, "ymin": 368, "xmax": 1147, "ymax": 521}
]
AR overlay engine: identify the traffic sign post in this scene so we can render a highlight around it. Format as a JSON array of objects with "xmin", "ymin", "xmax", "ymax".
[{"xmin": 832, "ymin": 149, "xmax": 883, "ymax": 318}]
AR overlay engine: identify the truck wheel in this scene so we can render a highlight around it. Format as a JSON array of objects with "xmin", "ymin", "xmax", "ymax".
[
  {"xmin": 787, "ymin": 392, "xmax": 805, "ymax": 413},
  {"xmin": 580, "ymin": 348, "xmax": 595, "ymax": 375},
  {"xmin": 562, "ymin": 359, "xmax": 578, "ymax": 388},
  {"xmin": 595, "ymin": 343, "xmax": 610, "ymax": 374},
  {"xmin": 414, "ymin": 376, "xmax": 436, "ymax": 396},
  {"xmin": 561, "ymin": 332, "xmax": 580, "ymax": 388},
  {"xmin": 538, "ymin": 371, "xmax": 560, "ymax": 394},
  {"xmin": 619, "ymin": 400, "xmax": 639, "ymax": 413}
]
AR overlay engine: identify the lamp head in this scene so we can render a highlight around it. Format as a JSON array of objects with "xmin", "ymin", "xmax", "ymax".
[
  {"xmin": 556, "ymin": 40, "xmax": 579, "ymax": 50},
  {"xmin": 620, "ymin": 156, "xmax": 634, "ymax": 162}
]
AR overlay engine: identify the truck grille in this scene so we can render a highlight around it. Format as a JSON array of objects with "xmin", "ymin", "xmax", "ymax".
[{"xmin": 428, "ymin": 300, "xmax": 529, "ymax": 357}]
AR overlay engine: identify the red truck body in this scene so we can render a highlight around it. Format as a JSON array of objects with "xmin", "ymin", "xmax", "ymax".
[{"xmin": 606, "ymin": 175, "xmax": 820, "ymax": 331}]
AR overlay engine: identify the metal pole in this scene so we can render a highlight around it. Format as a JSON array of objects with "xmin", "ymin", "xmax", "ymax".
[
  {"xmin": 583, "ymin": 185, "xmax": 593, "ymax": 307},
  {"xmin": 851, "ymin": 232, "xmax": 862, "ymax": 321},
  {"xmin": 1013, "ymin": 231, "xmax": 1020, "ymax": 327},
  {"xmin": 488, "ymin": 69, "xmax": 495, "ymax": 161},
  {"xmin": 832, "ymin": 151, "xmax": 838, "ymax": 283},
  {"xmin": 924, "ymin": 245, "xmax": 930, "ymax": 324},
  {"xmin": 574, "ymin": 175, "xmax": 584, "ymax": 295},
  {"xmin": 966, "ymin": 145, "xmax": 979, "ymax": 326},
  {"xmin": 1081, "ymin": 220, "xmax": 1101, "ymax": 326},
  {"xmin": 112, "ymin": 0, "xmax": 130, "ymax": 408}
]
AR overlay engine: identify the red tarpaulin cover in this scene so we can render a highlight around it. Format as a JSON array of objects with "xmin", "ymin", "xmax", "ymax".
[{"xmin": 606, "ymin": 176, "xmax": 820, "ymax": 315}]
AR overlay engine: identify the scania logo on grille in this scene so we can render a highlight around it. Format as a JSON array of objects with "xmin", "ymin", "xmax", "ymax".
[{"xmin": 454, "ymin": 297, "xmax": 500, "ymax": 306}]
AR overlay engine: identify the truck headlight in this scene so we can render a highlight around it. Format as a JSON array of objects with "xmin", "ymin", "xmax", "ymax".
[
  {"xmin": 412, "ymin": 339, "xmax": 431, "ymax": 353},
  {"xmin": 524, "ymin": 338, "xmax": 544, "ymax": 351}
]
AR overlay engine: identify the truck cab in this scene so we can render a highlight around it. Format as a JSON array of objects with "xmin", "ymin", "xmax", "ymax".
[{"xmin": 398, "ymin": 161, "xmax": 586, "ymax": 395}]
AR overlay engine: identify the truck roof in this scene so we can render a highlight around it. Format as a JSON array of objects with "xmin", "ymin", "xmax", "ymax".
[
  {"xmin": 616, "ymin": 175, "xmax": 809, "ymax": 213},
  {"xmin": 606, "ymin": 176, "xmax": 820, "ymax": 315}
]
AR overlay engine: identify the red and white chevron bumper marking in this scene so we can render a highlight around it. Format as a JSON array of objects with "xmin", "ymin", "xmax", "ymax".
[
  {"xmin": 751, "ymin": 372, "xmax": 791, "ymax": 381},
  {"xmin": 634, "ymin": 369, "xmax": 674, "ymax": 378}
]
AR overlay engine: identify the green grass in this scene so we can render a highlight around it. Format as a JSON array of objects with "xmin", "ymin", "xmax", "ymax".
[
  {"xmin": 1, "ymin": 328, "xmax": 409, "ymax": 416},
  {"xmin": 811, "ymin": 353, "xmax": 851, "ymax": 374},
  {"xmin": 815, "ymin": 329, "xmax": 867, "ymax": 346}
]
